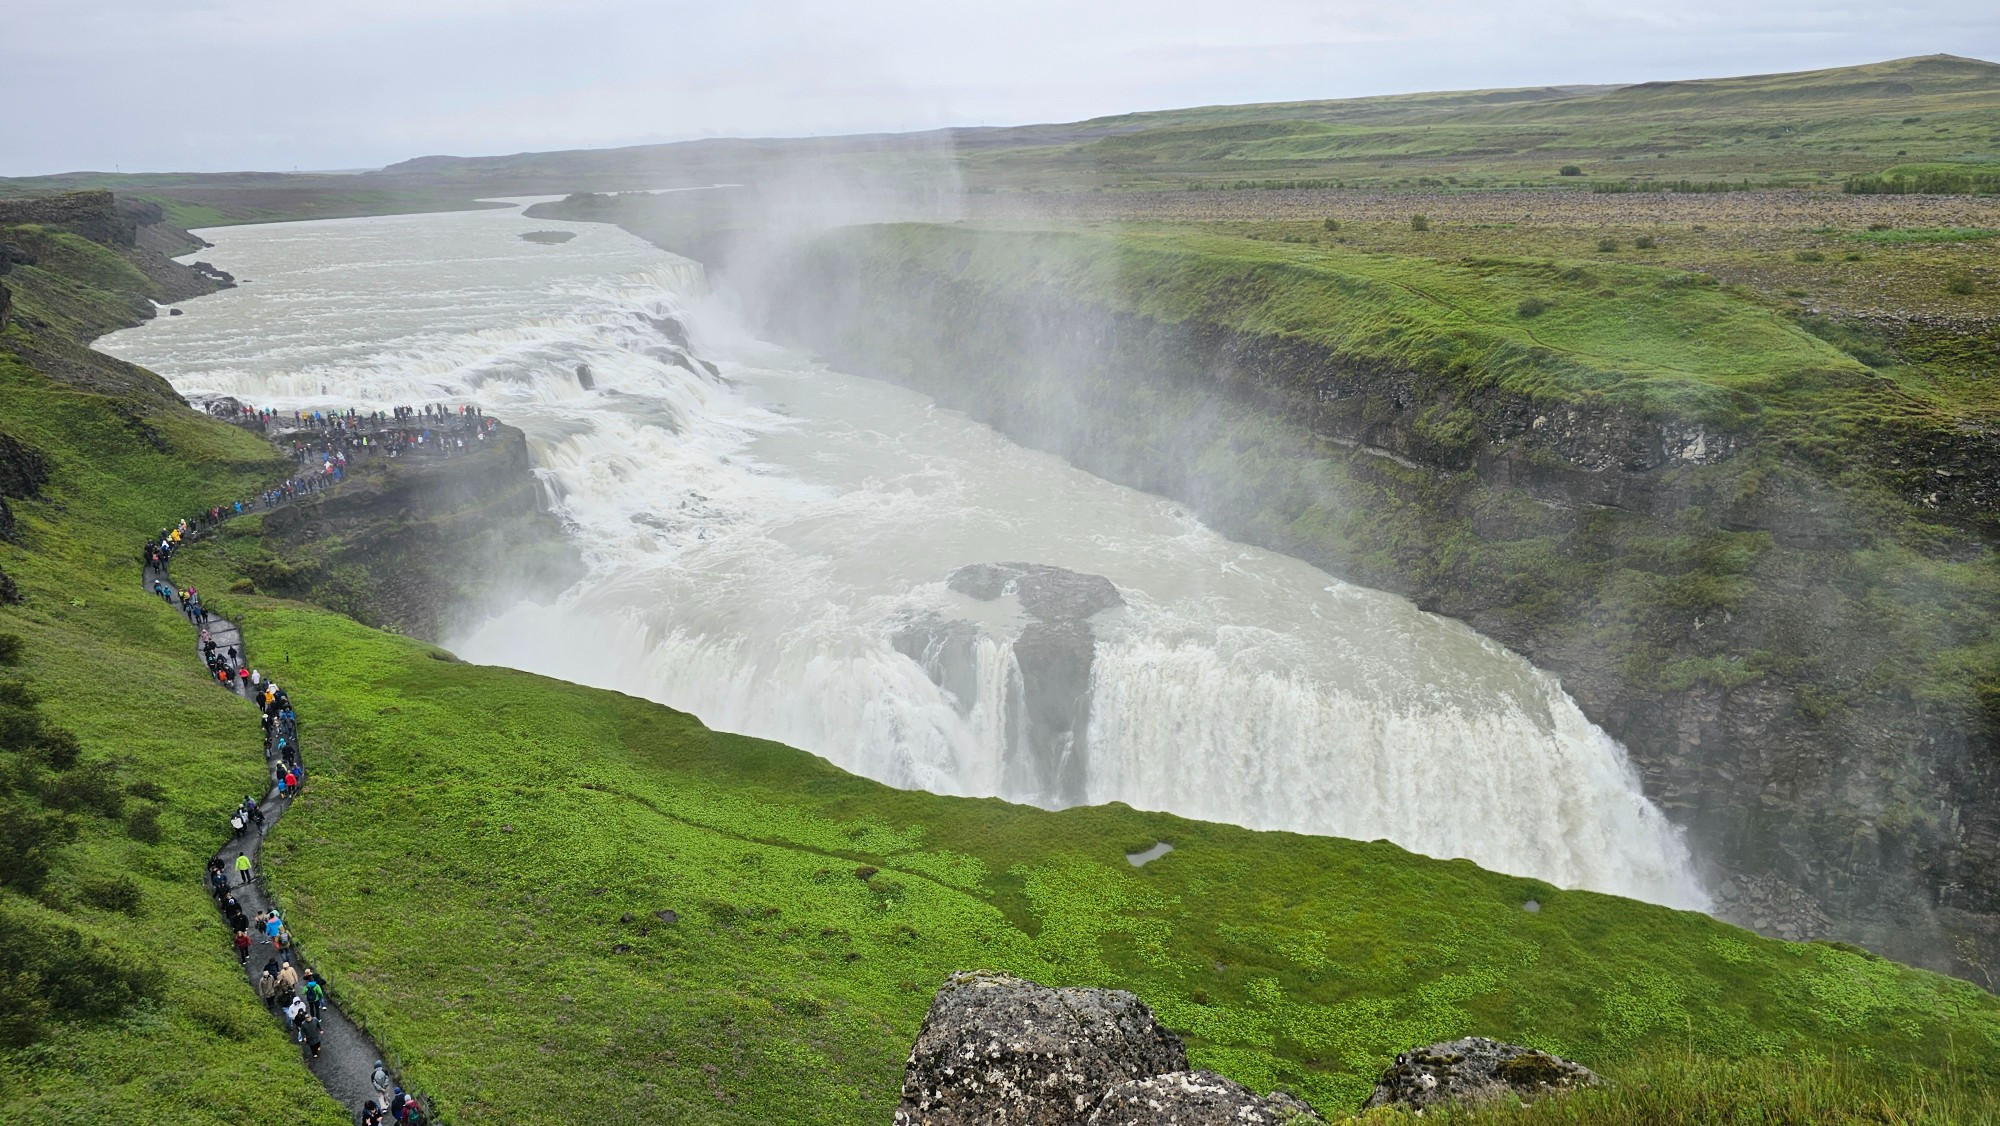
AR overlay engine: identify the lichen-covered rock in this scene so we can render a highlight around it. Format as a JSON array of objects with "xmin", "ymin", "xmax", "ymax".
[
  {"xmin": 1362, "ymin": 1037, "xmax": 1598, "ymax": 1111},
  {"xmin": 1087, "ymin": 1070, "xmax": 1324, "ymax": 1125},
  {"xmin": 895, "ymin": 971, "xmax": 1187, "ymax": 1126}
]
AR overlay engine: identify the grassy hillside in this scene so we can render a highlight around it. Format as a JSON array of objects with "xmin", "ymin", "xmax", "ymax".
[
  {"xmin": 971, "ymin": 54, "xmax": 2000, "ymax": 192},
  {"xmin": 815, "ymin": 222, "xmax": 1991, "ymax": 448},
  {"xmin": 0, "ymin": 354, "xmax": 347, "ymax": 1124}
]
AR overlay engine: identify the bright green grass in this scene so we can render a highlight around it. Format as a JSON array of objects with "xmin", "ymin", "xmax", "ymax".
[
  {"xmin": 818, "ymin": 222, "xmax": 1909, "ymax": 430},
  {"xmin": 0, "ymin": 357, "xmax": 344, "ymax": 1124}
]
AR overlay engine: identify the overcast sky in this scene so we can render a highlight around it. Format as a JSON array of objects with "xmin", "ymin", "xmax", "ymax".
[{"xmin": 2, "ymin": 0, "xmax": 1993, "ymax": 176}]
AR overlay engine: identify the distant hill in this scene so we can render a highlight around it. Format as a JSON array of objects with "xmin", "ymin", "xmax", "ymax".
[
  {"xmin": 2, "ymin": 53, "xmax": 1995, "ymax": 222},
  {"xmin": 362, "ymin": 54, "xmax": 2000, "ymax": 194}
]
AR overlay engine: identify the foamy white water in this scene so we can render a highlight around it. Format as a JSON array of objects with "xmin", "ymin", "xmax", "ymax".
[{"xmin": 101, "ymin": 201, "xmax": 1708, "ymax": 909}]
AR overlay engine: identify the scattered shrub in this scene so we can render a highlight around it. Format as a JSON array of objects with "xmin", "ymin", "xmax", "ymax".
[
  {"xmin": 1558, "ymin": 165, "xmax": 1583, "ymax": 177},
  {"xmin": 1796, "ymin": 250, "xmax": 1826, "ymax": 262},
  {"xmin": 1633, "ymin": 235, "xmax": 1657, "ymax": 250},
  {"xmin": 52, "ymin": 764, "xmax": 125, "ymax": 819},
  {"xmin": 1597, "ymin": 237, "xmax": 1620, "ymax": 253},
  {"xmin": 33, "ymin": 727, "xmax": 80, "ymax": 771},
  {"xmin": 1409, "ymin": 214, "xmax": 1430, "ymax": 232},
  {"xmin": 78, "ymin": 873, "xmax": 142, "ymax": 914},
  {"xmin": 0, "ymin": 634, "xmax": 20, "ymax": 666},
  {"xmin": 0, "ymin": 799, "xmax": 73, "ymax": 893},
  {"xmin": 0, "ymin": 905, "xmax": 161, "ymax": 1047},
  {"xmin": 1516, "ymin": 297, "xmax": 1551, "ymax": 318},
  {"xmin": 126, "ymin": 779, "xmax": 166, "ymax": 802},
  {"xmin": 1322, "ymin": 218, "xmax": 1340, "ymax": 232},
  {"xmin": 126, "ymin": 803, "xmax": 163, "ymax": 844},
  {"xmin": 1868, "ymin": 223, "xmax": 1893, "ymax": 231},
  {"xmin": 1945, "ymin": 272, "xmax": 1977, "ymax": 296}
]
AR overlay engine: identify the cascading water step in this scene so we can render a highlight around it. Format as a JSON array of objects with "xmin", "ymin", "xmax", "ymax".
[{"xmin": 101, "ymin": 201, "xmax": 1709, "ymax": 913}]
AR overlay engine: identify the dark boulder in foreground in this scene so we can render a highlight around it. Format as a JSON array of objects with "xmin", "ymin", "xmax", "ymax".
[
  {"xmin": 1088, "ymin": 1071, "xmax": 1324, "ymax": 1125},
  {"xmin": 1363, "ymin": 1037, "xmax": 1598, "ymax": 1111},
  {"xmin": 895, "ymin": 971, "xmax": 1187, "ymax": 1126},
  {"xmin": 896, "ymin": 972, "xmax": 1325, "ymax": 1126}
]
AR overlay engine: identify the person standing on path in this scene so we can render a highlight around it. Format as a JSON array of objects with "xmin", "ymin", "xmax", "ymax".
[
  {"xmin": 300, "ymin": 1012, "xmax": 323, "ymax": 1059},
  {"xmin": 303, "ymin": 970, "xmax": 325, "ymax": 1020},
  {"xmin": 235, "ymin": 852, "xmax": 253, "ymax": 885},
  {"xmin": 371, "ymin": 1060, "xmax": 393, "ymax": 1107},
  {"xmin": 276, "ymin": 959, "xmax": 300, "ymax": 999},
  {"xmin": 256, "ymin": 963, "xmax": 280, "ymax": 1010},
  {"xmin": 233, "ymin": 928, "xmax": 251, "ymax": 963}
]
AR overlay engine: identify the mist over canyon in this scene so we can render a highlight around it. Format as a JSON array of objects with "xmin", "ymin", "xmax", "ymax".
[{"xmin": 100, "ymin": 201, "xmax": 1710, "ymax": 911}]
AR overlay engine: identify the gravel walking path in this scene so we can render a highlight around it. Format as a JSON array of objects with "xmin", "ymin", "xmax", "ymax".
[{"xmin": 146, "ymin": 489, "xmax": 427, "ymax": 1122}]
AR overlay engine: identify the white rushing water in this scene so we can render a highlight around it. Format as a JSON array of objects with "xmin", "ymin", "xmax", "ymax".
[{"xmin": 101, "ymin": 201, "xmax": 1709, "ymax": 909}]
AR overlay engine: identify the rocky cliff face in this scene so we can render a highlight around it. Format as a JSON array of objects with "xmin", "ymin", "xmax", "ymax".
[
  {"xmin": 893, "ymin": 563, "xmax": 1123, "ymax": 806},
  {"xmin": 751, "ymin": 238, "xmax": 2000, "ymax": 988},
  {"xmin": 239, "ymin": 429, "xmax": 581, "ymax": 642},
  {"xmin": 0, "ymin": 190, "xmax": 234, "ymax": 405}
]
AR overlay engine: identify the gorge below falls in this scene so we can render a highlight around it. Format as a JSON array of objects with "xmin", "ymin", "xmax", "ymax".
[{"xmin": 100, "ymin": 201, "xmax": 1709, "ymax": 912}]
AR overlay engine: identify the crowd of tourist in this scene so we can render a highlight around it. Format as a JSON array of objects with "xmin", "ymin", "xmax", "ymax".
[
  {"xmin": 145, "ymin": 454, "xmax": 433, "ymax": 1125},
  {"xmin": 215, "ymin": 399, "xmax": 503, "ymax": 469}
]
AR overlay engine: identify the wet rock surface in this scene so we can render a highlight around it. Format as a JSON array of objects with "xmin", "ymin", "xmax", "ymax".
[
  {"xmin": 895, "ymin": 971, "xmax": 1187, "ymax": 1126},
  {"xmin": 893, "ymin": 563, "xmax": 1123, "ymax": 806},
  {"xmin": 948, "ymin": 561, "xmax": 1124, "ymax": 621},
  {"xmin": 1363, "ymin": 1037, "xmax": 1598, "ymax": 1111},
  {"xmin": 253, "ymin": 425, "xmax": 582, "ymax": 640},
  {"xmin": 897, "ymin": 973, "xmax": 1326, "ymax": 1126}
]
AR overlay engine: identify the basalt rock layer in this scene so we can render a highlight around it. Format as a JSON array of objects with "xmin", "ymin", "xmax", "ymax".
[
  {"xmin": 239, "ymin": 427, "xmax": 582, "ymax": 642},
  {"xmin": 892, "ymin": 563, "xmax": 1123, "ymax": 806}
]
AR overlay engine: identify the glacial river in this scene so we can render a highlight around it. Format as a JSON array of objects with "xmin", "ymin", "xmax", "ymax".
[{"xmin": 100, "ymin": 200, "xmax": 1708, "ymax": 909}]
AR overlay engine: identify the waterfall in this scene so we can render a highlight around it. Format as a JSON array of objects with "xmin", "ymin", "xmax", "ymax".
[{"xmin": 98, "ymin": 203, "xmax": 1710, "ymax": 911}]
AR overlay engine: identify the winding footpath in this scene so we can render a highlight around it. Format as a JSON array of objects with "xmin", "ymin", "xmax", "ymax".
[{"xmin": 141, "ymin": 420, "xmax": 467, "ymax": 1123}]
